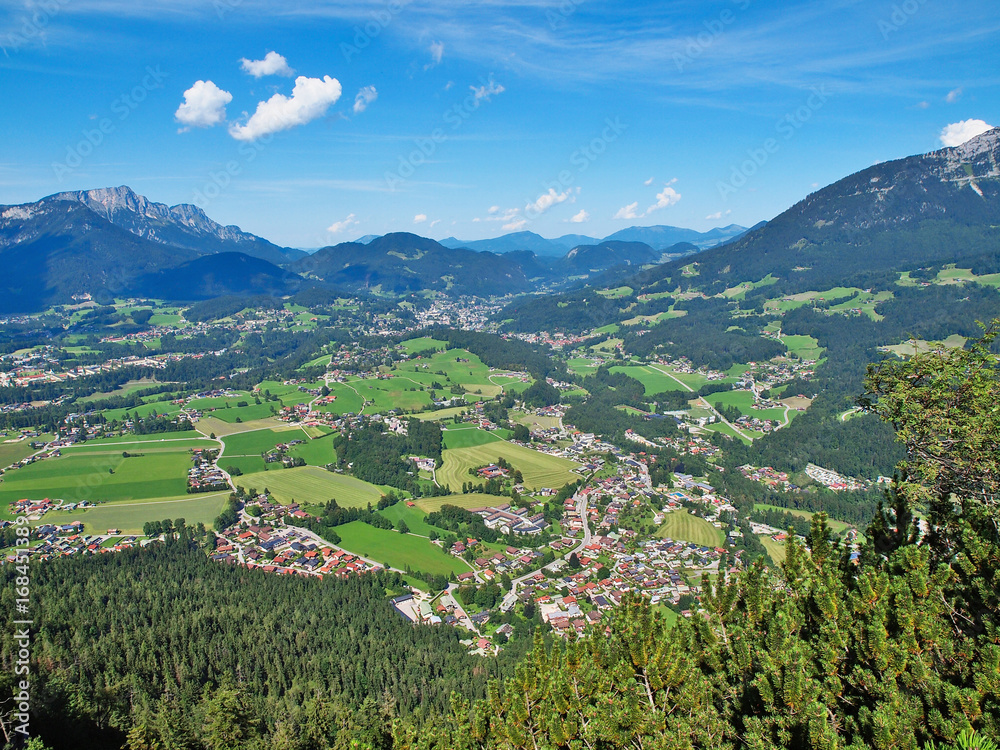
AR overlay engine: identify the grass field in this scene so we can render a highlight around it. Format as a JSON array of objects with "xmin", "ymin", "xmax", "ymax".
[
  {"xmin": 388, "ymin": 348, "xmax": 511, "ymax": 399},
  {"xmin": 236, "ymin": 466, "xmax": 383, "ymax": 508},
  {"xmin": 0, "ymin": 439, "xmax": 43, "ymax": 468},
  {"xmin": 753, "ymin": 503, "xmax": 856, "ymax": 534},
  {"xmin": 413, "ymin": 493, "xmax": 510, "ymax": 512},
  {"xmin": 334, "ymin": 521, "xmax": 472, "ymax": 576},
  {"xmin": 781, "ymin": 334, "xmax": 824, "ymax": 361},
  {"xmin": 760, "ymin": 535, "xmax": 787, "ymax": 566},
  {"xmin": 41, "ymin": 492, "xmax": 230, "ymax": 534},
  {"xmin": 398, "ymin": 336, "xmax": 450, "ymax": 354},
  {"xmin": 437, "ymin": 442, "xmax": 580, "ymax": 491},
  {"xmin": 377, "ymin": 502, "xmax": 439, "ymax": 536},
  {"xmin": 195, "ymin": 417, "xmax": 287, "ymax": 438},
  {"xmin": 221, "ymin": 427, "xmax": 302, "ymax": 457},
  {"xmin": 709, "ymin": 390, "xmax": 792, "ymax": 423},
  {"xmin": 413, "ymin": 406, "xmax": 469, "ymax": 422},
  {"xmin": 609, "ymin": 365, "xmax": 701, "ymax": 394},
  {"xmin": 655, "ymin": 511, "xmax": 724, "ymax": 547},
  {"xmin": 0, "ymin": 447, "xmax": 193, "ymax": 505},
  {"xmin": 442, "ymin": 426, "xmax": 503, "ymax": 450},
  {"xmin": 313, "ymin": 382, "xmax": 366, "ymax": 415}
]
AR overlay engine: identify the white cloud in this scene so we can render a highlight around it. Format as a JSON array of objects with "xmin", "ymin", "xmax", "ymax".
[
  {"xmin": 175, "ymin": 80, "xmax": 232, "ymax": 130},
  {"xmin": 428, "ymin": 41, "xmax": 444, "ymax": 66},
  {"xmin": 614, "ymin": 202, "xmax": 640, "ymax": 220},
  {"xmin": 503, "ymin": 218, "xmax": 527, "ymax": 231},
  {"xmin": 526, "ymin": 187, "xmax": 574, "ymax": 215},
  {"xmin": 471, "ymin": 77, "xmax": 504, "ymax": 103},
  {"xmin": 646, "ymin": 185, "xmax": 681, "ymax": 213},
  {"xmin": 945, "ymin": 87, "xmax": 963, "ymax": 104},
  {"xmin": 570, "ymin": 209, "xmax": 589, "ymax": 223},
  {"xmin": 704, "ymin": 209, "xmax": 732, "ymax": 221},
  {"xmin": 430, "ymin": 219, "xmax": 441, "ymax": 228},
  {"xmin": 229, "ymin": 75, "xmax": 342, "ymax": 141},
  {"xmin": 488, "ymin": 205, "xmax": 500, "ymax": 214},
  {"xmin": 413, "ymin": 213, "xmax": 427, "ymax": 224},
  {"xmin": 327, "ymin": 213, "xmax": 358, "ymax": 234},
  {"xmin": 353, "ymin": 85, "xmax": 377, "ymax": 114},
  {"xmin": 240, "ymin": 51, "xmax": 294, "ymax": 78},
  {"xmin": 940, "ymin": 118, "xmax": 995, "ymax": 147},
  {"xmin": 643, "ymin": 177, "xmax": 654, "ymax": 186},
  {"xmin": 917, "ymin": 101, "xmax": 930, "ymax": 109}
]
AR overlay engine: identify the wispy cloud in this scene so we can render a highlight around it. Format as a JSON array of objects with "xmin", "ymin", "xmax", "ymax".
[
  {"xmin": 353, "ymin": 85, "xmax": 378, "ymax": 114},
  {"xmin": 327, "ymin": 213, "xmax": 359, "ymax": 233},
  {"xmin": 570, "ymin": 209, "xmax": 589, "ymax": 223}
]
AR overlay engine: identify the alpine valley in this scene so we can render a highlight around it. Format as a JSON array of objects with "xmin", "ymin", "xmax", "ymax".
[{"xmin": 1, "ymin": 128, "xmax": 999, "ymax": 750}]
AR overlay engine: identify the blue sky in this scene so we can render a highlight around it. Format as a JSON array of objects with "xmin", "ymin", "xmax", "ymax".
[{"xmin": 1, "ymin": 0, "xmax": 999, "ymax": 249}]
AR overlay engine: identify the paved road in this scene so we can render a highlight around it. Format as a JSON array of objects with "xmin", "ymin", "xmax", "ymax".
[{"xmin": 500, "ymin": 489, "xmax": 591, "ymax": 611}]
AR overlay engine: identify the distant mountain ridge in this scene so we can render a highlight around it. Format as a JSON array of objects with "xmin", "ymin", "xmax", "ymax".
[
  {"xmin": 39, "ymin": 186, "xmax": 305, "ymax": 265},
  {"xmin": 437, "ymin": 223, "xmax": 748, "ymax": 256}
]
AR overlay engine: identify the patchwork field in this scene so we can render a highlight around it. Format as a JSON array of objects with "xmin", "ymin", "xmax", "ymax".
[
  {"xmin": 655, "ymin": 511, "xmax": 724, "ymax": 547},
  {"xmin": 413, "ymin": 492, "xmax": 511, "ymax": 513},
  {"xmin": 436, "ymin": 442, "xmax": 580, "ymax": 491},
  {"xmin": 41, "ymin": 491, "xmax": 230, "ymax": 534},
  {"xmin": 236, "ymin": 466, "xmax": 383, "ymax": 508},
  {"xmin": 333, "ymin": 520, "xmax": 472, "ymax": 576},
  {"xmin": 377, "ymin": 502, "xmax": 439, "ymax": 536},
  {"xmin": 709, "ymin": 390, "xmax": 793, "ymax": 423},
  {"xmin": 0, "ymin": 446, "xmax": 197, "ymax": 506},
  {"xmin": 442, "ymin": 426, "xmax": 503, "ymax": 450}
]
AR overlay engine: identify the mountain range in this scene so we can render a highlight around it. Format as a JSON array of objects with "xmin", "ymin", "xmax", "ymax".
[
  {"xmin": 1, "ymin": 128, "xmax": 998, "ymax": 312},
  {"xmin": 436, "ymin": 223, "xmax": 749, "ymax": 256}
]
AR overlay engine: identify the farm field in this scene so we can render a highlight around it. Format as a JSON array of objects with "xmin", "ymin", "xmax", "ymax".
[
  {"xmin": 349, "ymin": 376, "xmax": 433, "ymax": 413},
  {"xmin": 654, "ymin": 511, "xmax": 724, "ymax": 547},
  {"xmin": 195, "ymin": 417, "xmax": 287, "ymax": 437},
  {"xmin": 313, "ymin": 382, "xmax": 366, "ymax": 415},
  {"xmin": 413, "ymin": 493, "xmax": 511, "ymax": 513},
  {"xmin": 0, "ymin": 438, "xmax": 47, "ymax": 468},
  {"xmin": 780, "ymin": 334, "xmax": 824, "ymax": 361},
  {"xmin": 236, "ymin": 466, "xmax": 383, "ymax": 508},
  {"xmin": 99, "ymin": 400, "xmax": 184, "ymax": 422},
  {"xmin": 413, "ymin": 406, "xmax": 468, "ymax": 422},
  {"xmin": 442, "ymin": 426, "xmax": 502, "ymax": 450},
  {"xmin": 709, "ymin": 390, "xmax": 793, "ymax": 423},
  {"xmin": 760, "ymin": 535, "xmax": 787, "ymax": 565},
  {"xmin": 0, "ymin": 447, "xmax": 193, "ymax": 505},
  {"xmin": 388, "ymin": 348, "xmax": 512, "ymax": 399},
  {"xmin": 41, "ymin": 491, "xmax": 230, "ymax": 534},
  {"xmin": 398, "ymin": 336, "xmax": 450, "ymax": 354},
  {"xmin": 377, "ymin": 502, "xmax": 439, "ymax": 536},
  {"xmin": 333, "ymin": 521, "xmax": 472, "ymax": 577},
  {"xmin": 753, "ymin": 503, "xmax": 856, "ymax": 535},
  {"xmin": 436, "ymin": 442, "xmax": 580, "ymax": 491},
  {"xmin": 70, "ymin": 431, "xmax": 208, "ymax": 445},
  {"xmin": 220, "ymin": 427, "xmax": 302, "ymax": 457}
]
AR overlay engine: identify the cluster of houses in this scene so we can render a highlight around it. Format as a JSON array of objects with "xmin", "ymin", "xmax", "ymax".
[
  {"xmin": 188, "ymin": 449, "xmax": 229, "ymax": 492},
  {"xmin": 20, "ymin": 526, "xmax": 149, "ymax": 562},
  {"xmin": 452, "ymin": 541, "xmax": 546, "ymax": 579},
  {"xmin": 804, "ymin": 463, "xmax": 869, "ymax": 491},
  {"xmin": 739, "ymin": 464, "xmax": 797, "ymax": 491},
  {"xmin": 213, "ymin": 514, "xmax": 381, "ymax": 579}
]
